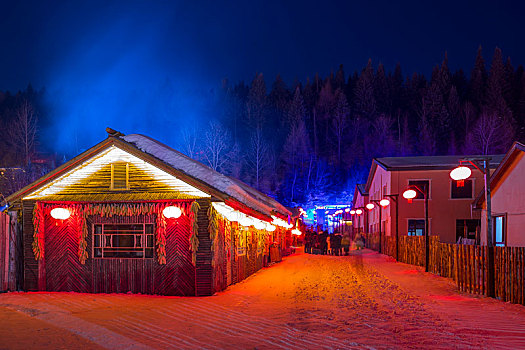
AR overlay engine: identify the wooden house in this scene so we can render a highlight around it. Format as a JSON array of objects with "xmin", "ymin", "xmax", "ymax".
[
  {"xmin": 4, "ymin": 129, "xmax": 292, "ymax": 296},
  {"xmin": 474, "ymin": 142, "xmax": 525, "ymax": 247}
]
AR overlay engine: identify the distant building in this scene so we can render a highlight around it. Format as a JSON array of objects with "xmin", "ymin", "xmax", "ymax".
[
  {"xmin": 351, "ymin": 184, "xmax": 368, "ymax": 238},
  {"xmin": 474, "ymin": 142, "xmax": 525, "ymax": 247}
]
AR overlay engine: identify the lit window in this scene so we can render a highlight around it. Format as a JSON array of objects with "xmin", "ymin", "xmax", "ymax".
[
  {"xmin": 93, "ymin": 223, "xmax": 154, "ymax": 258},
  {"xmin": 408, "ymin": 219, "xmax": 425, "ymax": 236},
  {"xmin": 451, "ymin": 179, "xmax": 473, "ymax": 199},
  {"xmin": 494, "ymin": 216, "xmax": 505, "ymax": 247}
]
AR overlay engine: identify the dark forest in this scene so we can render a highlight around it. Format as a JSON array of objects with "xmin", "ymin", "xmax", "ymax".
[{"xmin": 1, "ymin": 47, "xmax": 523, "ymax": 207}]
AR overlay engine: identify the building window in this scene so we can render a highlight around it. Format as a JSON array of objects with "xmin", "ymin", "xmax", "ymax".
[
  {"xmin": 408, "ymin": 180, "xmax": 429, "ymax": 199},
  {"xmin": 494, "ymin": 215, "xmax": 506, "ymax": 247},
  {"xmin": 93, "ymin": 223, "xmax": 154, "ymax": 258},
  {"xmin": 111, "ymin": 162, "xmax": 129, "ymax": 190},
  {"xmin": 408, "ymin": 219, "xmax": 425, "ymax": 236},
  {"xmin": 456, "ymin": 219, "xmax": 480, "ymax": 242},
  {"xmin": 451, "ymin": 179, "xmax": 473, "ymax": 199}
]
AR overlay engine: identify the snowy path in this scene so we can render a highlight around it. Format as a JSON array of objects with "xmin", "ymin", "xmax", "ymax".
[{"xmin": 2, "ymin": 249, "xmax": 525, "ymax": 349}]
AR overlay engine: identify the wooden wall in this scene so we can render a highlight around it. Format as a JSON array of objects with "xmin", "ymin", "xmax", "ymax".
[
  {"xmin": 21, "ymin": 199, "xmax": 283, "ymax": 296},
  {"xmin": 22, "ymin": 200, "xmax": 195, "ymax": 295},
  {"xmin": 0, "ymin": 211, "xmax": 17, "ymax": 291},
  {"xmin": 22, "ymin": 200, "xmax": 38, "ymax": 291},
  {"xmin": 195, "ymin": 199, "xmax": 213, "ymax": 296}
]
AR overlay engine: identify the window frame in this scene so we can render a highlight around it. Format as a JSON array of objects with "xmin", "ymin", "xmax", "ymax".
[
  {"xmin": 407, "ymin": 179, "xmax": 431, "ymax": 200},
  {"xmin": 110, "ymin": 162, "xmax": 130, "ymax": 191},
  {"xmin": 92, "ymin": 223, "xmax": 155, "ymax": 259},
  {"xmin": 450, "ymin": 178, "xmax": 474, "ymax": 200},
  {"xmin": 493, "ymin": 214, "xmax": 507, "ymax": 247},
  {"xmin": 407, "ymin": 218, "xmax": 426, "ymax": 236}
]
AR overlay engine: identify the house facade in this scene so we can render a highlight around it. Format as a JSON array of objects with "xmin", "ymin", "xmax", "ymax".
[
  {"xmin": 359, "ymin": 155, "xmax": 503, "ymax": 246},
  {"xmin": 351, "ymin": 184, "xmax": 368, "ymax": 238},
  {"xmin": 4, "ymin": 129, "xmax": 292, "ymax": 296},
  {"xmin": 475, "ymin": 142, "xmax": 525, "ymax": 247}
]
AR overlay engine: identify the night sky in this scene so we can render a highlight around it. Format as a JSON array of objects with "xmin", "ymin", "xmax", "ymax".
[{"xmin": 1, "ymin": 0, "xmax": 524, "ymax": 153}]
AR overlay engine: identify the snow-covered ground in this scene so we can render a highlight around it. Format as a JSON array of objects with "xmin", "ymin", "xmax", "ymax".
[{"xmin": 2, "ymin": 249, "xmax": 525, "ymax": 349}]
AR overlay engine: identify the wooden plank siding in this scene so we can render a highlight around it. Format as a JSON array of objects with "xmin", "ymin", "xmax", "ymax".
[
  {"xmin": 0, "ymin": 211, "xmax": 13, "ymax": 291},
  {"xmin": 21, "ymin": 201, "xmax": 197, "ymax": 295},
  {"xmin": 195, "ymin": 199, "xmax": 213, "ymax": 296},
  {"xmin": 22, "ymin": 200, "xmax": 39, "ymax": 291},
  {"xmin": 33, "ymin": 162, "xmax": 201, "ymax": 202}
]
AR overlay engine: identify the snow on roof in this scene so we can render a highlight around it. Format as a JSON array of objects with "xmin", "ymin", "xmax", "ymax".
[{"xmin": 121, "ymin": 134, "xmax": 290, "ymax": 218}]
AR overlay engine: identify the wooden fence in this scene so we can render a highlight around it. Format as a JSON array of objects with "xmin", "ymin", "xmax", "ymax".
[{"xmin": 373, "ymin": 234, "xmax": 525, "ymax": 305}]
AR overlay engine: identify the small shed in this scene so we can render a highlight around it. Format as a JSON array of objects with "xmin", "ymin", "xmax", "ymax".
[{"xmin": 4, "ymin": 129, "xmax": 292, "ymax": 296}]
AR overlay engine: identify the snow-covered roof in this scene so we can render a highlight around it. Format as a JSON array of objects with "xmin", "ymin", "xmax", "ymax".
[
  {"xmin": 375, "ymin": 155, "xmax": 504, "ymax": 171},
  {"xmin": 121, "ymin": 134, "xmax": 291, "ymax": 218}
]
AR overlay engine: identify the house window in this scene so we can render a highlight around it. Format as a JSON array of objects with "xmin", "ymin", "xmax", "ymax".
[
  {"xmin": 456, "ymin": 219, "xmax": 480, "ymax": 241},
  {"xmin": 408, "ymin": 219, "xmax": 425, "ymax": 236},
  {"xmin": 494, "ymin": 215, "xmax": 506, "ymax": 247},
  {"xmin": 451, "ymin": 179, "xmax": 473, "ymax": 199},
  {"xmin": 93, "ymin": 223, "xmax": 154, "ymax": 258},
  {"xmin": 111, "ymin": 162, "xmax": 129, "ymax": 190},
  {"xmin": 408, "ymin": 180, "xmax": 429, "ymax": 199}
]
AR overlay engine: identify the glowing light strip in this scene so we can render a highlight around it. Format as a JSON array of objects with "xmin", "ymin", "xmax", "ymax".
[
  {"xmin": 24, "ymin": 146, "xmax": 210, "ymax": 199},
  {"xmin": 271, "ymin": 215, "xmax": 293, "ymax": 229},
  {"xmin": 212, "ymin": 202, "xmax": 275, "ymax": 231}
]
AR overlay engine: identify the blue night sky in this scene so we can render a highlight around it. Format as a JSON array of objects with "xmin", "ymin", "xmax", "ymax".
[{"xmin": 1, "ymin": 0, "xmax": 524, "ymax": 153}]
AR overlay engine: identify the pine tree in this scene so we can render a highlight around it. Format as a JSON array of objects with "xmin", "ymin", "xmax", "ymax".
[
  {"xmin": 332, "ymin": 90, "xmax": 349, "ymax": 165},
  {"xmin": 246, "ymin": 73, "xmax": 267, "ymax": 129},
  {"xmin": 354, "ymin": 59, "xmax": 376, "ymax": 120},
  {"xmin": 334, "ymin": 64, "xmax": 346, "ymax": 91},
  {"xmin": 374, "ymin": 63, "xmax": 391, "ymax": 114},
  {"xmin": 287, "ymin": 87, "xmax": 307, "ymax": 126},
  {"xmin": 469, "ymin": 46, "xmax": 487, "ymax": 107}
]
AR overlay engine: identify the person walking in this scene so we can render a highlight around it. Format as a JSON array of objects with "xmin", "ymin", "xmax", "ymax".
[
  {"xmin": 355, "ymin": 232, "xmax": 364, "ymax": 250},
  {"xmin": 333, "ymin": 233, "xmax": 342, "ymax": 256},
  {"xmin": 341, "ymin": 234, "xmax": 350, "ymax": 255},
  {"xmin": 320, "ymin": 231, "xmax": 328, "ymax": 255},
  {"xmin": 304, "ymin": 231, "xmax": 311, "ymax": 254}
]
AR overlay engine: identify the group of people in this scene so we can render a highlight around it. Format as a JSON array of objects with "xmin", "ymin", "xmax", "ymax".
[
  {"xmin": 304, "ymin": 230, "xmax": 367, "ymax": 255},
  {"xmin": 304, "ymin": 231, "xmax": 353, "ymax": 256}
]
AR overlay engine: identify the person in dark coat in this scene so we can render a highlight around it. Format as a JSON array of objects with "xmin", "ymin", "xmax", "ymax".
[
  {"xmin": 329, "ymin": 234, "xmax": 337, "ymax": 255},
  {"xmin": 319, "ymin": 231, "xmax": 328, "ymax": 255},
  {"xmin": 333, "ymin": 233, "xmax": 342, "ymax": 256},
  {"xmin": 341, "ymin": 234, "xmax": 350, "ymax": 255},
  {"xmin": 304, "ymin": 231, "xmax": 311, "ymax": 253}
]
